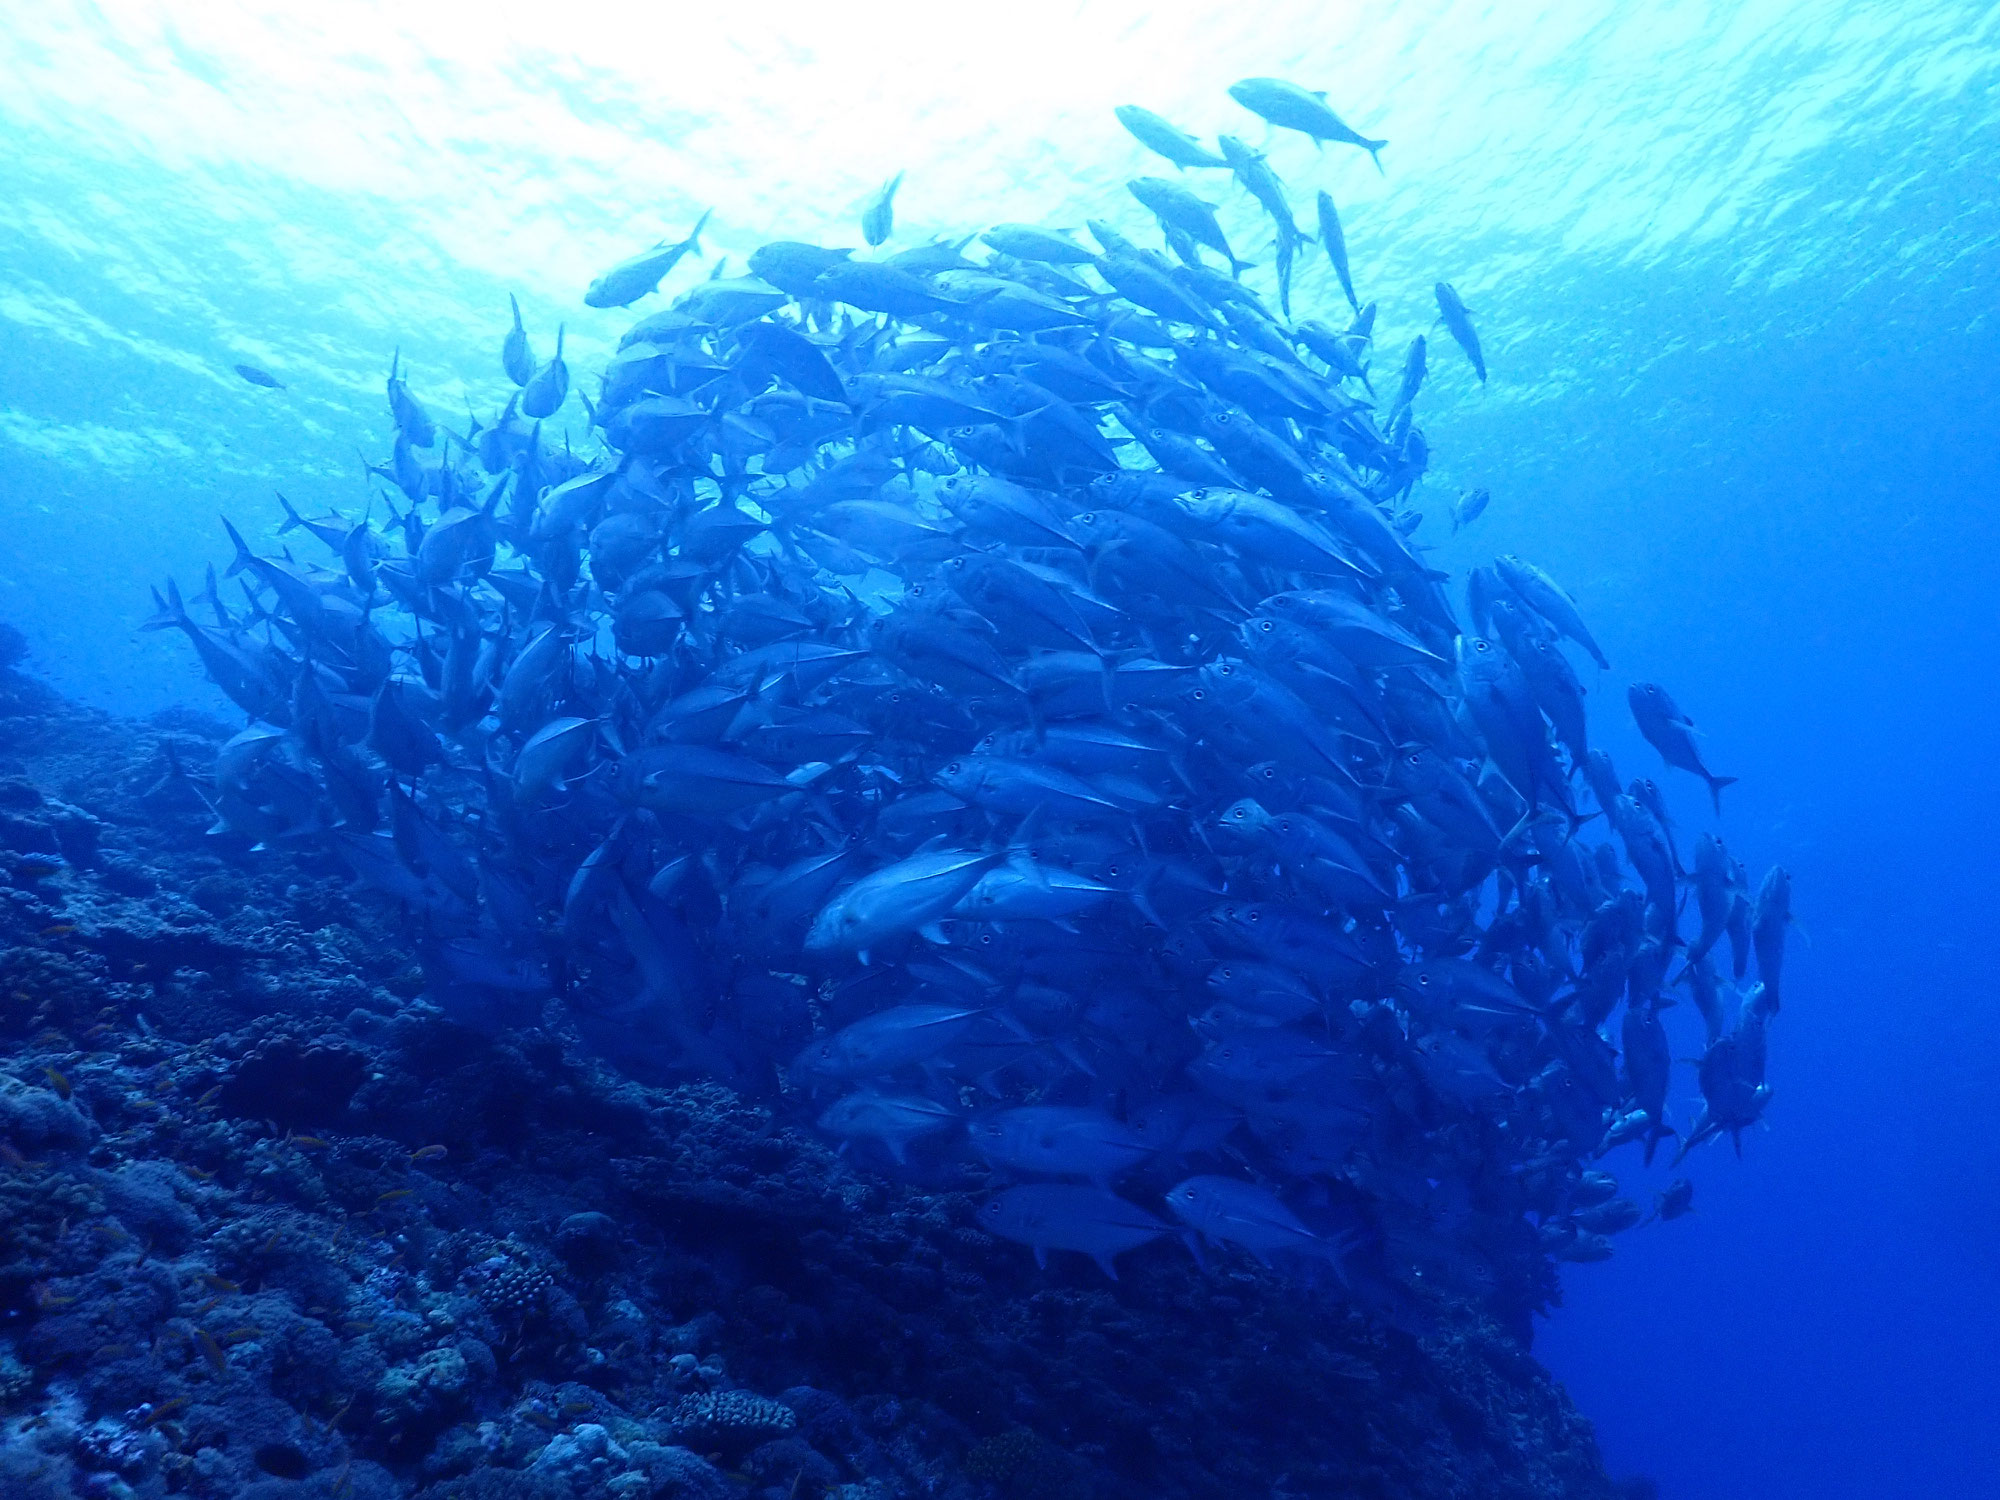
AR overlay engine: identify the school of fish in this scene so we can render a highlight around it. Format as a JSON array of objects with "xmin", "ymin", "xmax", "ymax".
[{"xmin": 158, "ymin": 80, "xmax": 1791, "ymax": 1307}]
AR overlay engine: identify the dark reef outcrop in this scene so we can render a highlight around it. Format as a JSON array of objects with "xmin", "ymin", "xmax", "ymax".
[{"xmin": 0, "ymin": 657, "xmax": 1624, "ymax": 1499}]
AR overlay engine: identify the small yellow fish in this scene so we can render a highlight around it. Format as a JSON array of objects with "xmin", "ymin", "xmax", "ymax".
[
  {"xmin": 141, "ymin": 1396, "xmax": 191, "ymax": 1426},
  {"xmin": 410, "ymin": 1144, "xmax": 449, "ymax": 1162},
  {"xmin": 374, "ymin": 1188, "xmax": 414, "ymax": 1204},
  {"xmin": 41, "ymin": 1067, "xmax": 70, "ymax": 1100},
  {"xmin": 38, "ymin": 924, "xmax": 76, "ymax": 937},
  {"xmin": 194, "ymin": 1327, "xmax": 227, "ymax": 1373}
]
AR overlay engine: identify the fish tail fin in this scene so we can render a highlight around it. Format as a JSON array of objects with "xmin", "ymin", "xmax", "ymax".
[
  {"xmin": 1707, "ymin": 775, "xmax": 1739, "ymax": 816},
  {"xmin": 1000, "ymin": 405, "xmax": 1049, "ymax": 455},
  {"xmin": 1365, "ymin": 139, "xmax": 1387, "ymax": 175},
  {"xmin": 687, "ymin": 207, "xmax": 713, "ymax": 256},
  {"xmin": 1641, "ymin": 1119, "xmax": 1678, "ymax": 1167},
  {"xmin": 274, "ymin": 491, "xmax": 306, "ymax": 533},
  {"xmin": 220, "ymin": 516, "xmax": 259, "ymax": 578},
  {"xmin": 142, "ymin": 579, "xmax": 189, "ymax": 632}
]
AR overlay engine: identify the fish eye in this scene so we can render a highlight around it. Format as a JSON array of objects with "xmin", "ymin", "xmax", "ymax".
[
  {"xmin": 1258, "ymin": 620, "xmax": 1273, "ymax": 633},
  {"xmin": 1191, "ymin": 689, "xmax": 1205, "ymax": 701},
  {"xmin": 1416, "ymin": 973, "xmax": 1431, "ymax": 986},
  {"xmin": 944, "ymin": 761, "xmax": 960, "ymax": 773},
  {"xmin": 1079, "ymin": 512, "xmax": 1095, "ymax": 523},
  {"xmin": 1246, "ymin": 910, "xmax": 1261, "ymax": 923}
]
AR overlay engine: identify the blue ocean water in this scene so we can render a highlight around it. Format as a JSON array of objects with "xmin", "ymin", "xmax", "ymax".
[{"xmin": 2, "ymin": 3, "xmax": 1996, "ymax": 1496}]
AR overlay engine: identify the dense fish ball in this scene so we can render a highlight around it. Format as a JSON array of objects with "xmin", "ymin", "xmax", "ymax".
[{"xmin": 154, "ymin": 89, "xmax": 1782, "ymax": 1322}]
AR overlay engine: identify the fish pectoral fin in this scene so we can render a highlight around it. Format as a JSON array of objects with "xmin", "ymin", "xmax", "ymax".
[{"xmin": 917, "ymin": 922, "xmax": 950, "ymax": 945}]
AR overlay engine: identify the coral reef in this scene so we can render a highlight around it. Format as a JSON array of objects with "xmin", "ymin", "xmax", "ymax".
[{"xmin": 0, "ymin": 652, "xmax": 1624, "ymax": 1497}]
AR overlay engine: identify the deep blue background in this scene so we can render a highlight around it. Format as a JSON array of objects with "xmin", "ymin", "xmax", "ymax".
[{"xmin": 1465, "ymin": 210, "xmax": 2000, "ymax": 1496}]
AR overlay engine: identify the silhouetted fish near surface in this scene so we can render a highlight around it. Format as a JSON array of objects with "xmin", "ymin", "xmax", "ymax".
[
  {"xmin": 1452, "ymin": 487, "xmax": 1490, "ymax": 533},
  {"xmin": 1434, "ymin": 282, "xmax": 1487, "ymax": 382},
  {"xmin": 862, "ymin": 172, "xmax": 904, "ymax": 247},
  {"xmin": 585, "ymin": 210, "xmax": 712, "ymax": 308},
  {"xmin": 1114, "ymin": 104, "xmax": 1227, "ymax": 170},
  {"xmin": 502, "ymin": 294, "xmax": 534, "ymax": 386},
  {"xmin": 233, "ymin": 363, "xmax": 284, "ymax": 389},
  {"xmin": 1315, "ymin": 191, "xmax": 1360, "ymax": 312},
  {"xmin": 1127, "ymin": 177, "xmax": 1253, "ymax": 276},
  {"xmin": 981, "ymin": 223, "xmax": 1096, "ymax": 264},
  {"xmin": 1228, "ymin": 77, "xmax": 1387, "ymax": 170}
]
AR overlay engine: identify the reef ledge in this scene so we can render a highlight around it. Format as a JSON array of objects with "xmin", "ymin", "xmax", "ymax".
[{"xmin": 0, "ymin": 659, "xmax": 1627, "ymax": 1500}]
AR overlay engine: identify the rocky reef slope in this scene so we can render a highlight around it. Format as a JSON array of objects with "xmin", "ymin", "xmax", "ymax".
[{"xmin": 0, "ymin": 656, "xmax": 1622, "ymax": 1500}]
